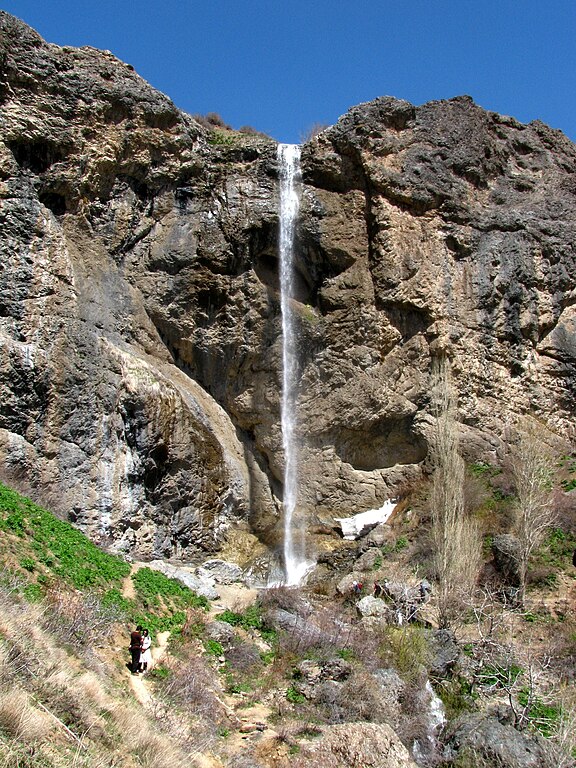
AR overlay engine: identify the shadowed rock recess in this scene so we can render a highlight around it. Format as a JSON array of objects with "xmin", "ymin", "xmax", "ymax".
[{"xmin": 1, "ymin": 12, "xmax": 575, "ymax": 561}]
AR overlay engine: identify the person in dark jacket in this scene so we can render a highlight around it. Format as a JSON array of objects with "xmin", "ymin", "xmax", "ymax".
[{"xmin": 129, "ymin": 625, "xmax": 143, "ymax": 674}]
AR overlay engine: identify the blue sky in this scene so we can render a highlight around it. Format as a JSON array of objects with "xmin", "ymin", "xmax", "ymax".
[{"xmin": 3, "ymin": 1, "xmax": 576, "ymax": 144}]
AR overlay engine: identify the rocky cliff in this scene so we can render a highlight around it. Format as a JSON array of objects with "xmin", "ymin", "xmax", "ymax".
[{"xmin": 1, "ymin": 12, "xmax": 575, "ymax": 564}]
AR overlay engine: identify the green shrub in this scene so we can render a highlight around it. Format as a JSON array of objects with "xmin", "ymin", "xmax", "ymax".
[
  {"xmin": 218, "ymin": 604, "xmax": 276, "ymax": 642},
  {"xmin": 517, "ymin": 689, "xmax": 561, "ymax": 738},
  {"xmin": 286, "ymin": 686, "xmax": 306, "ymax": 704},
  {"xmin": 132, "ymin": 568, "xmax": 208, "ymax": 612},
  {"xmin": 436, "ymin": 677, "xmax": 477, "ymax": 719},
  {"xmin": 203, "ymin": 639, "xmax": 223, "ymax": 657},
  {"xmin": 380, "ymin": 627, "xmax": 429, "ymax": 682},
  {"xmin": 149, "ymin": 664, "xmax": 171, "ymax": 680}
]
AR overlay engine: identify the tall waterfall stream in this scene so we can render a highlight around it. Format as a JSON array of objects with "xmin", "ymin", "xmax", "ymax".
[{"xmin": 276, "ymin": 143, "xmax": 313, "ymax": 586}]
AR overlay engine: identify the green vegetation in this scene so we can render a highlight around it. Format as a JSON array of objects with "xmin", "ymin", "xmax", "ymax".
[
  {"xmin": 381, "ymin": 537, "xmax": 410, "ymax": 556},
  {"xmin": 470, "ymin": 462, "xmax": 501, "ymax": 477},
  {"xmin": 436, "ymin": 677, "xmax": 478, "ymax": 719},
  {"xmin": 380, "ymin": 627, "xmax": 429, "ymax": 682},
  {"xmin": 207, "ymin": 129, "xmax": 238, "ymax": 146},
  {"xmin": 132, "ymin": 567, "xmax": 208, "ymax": 612},
  {"xmin": 518, "ymin": 690, "xmax": 562, "ymax": 738},
  {"xmin": 0, "ymin": 482, "xmax": 208, "ymax": 635},
  {"xmin": 286, "ymin": 685, "xmax": 306, "ymax": 704},
  {"xmin": 203, "ymin": 638, "xmax": 224, "ymax": 656},
  {"xmin": 218, "ymin": 604, "xmax": 277, "ymax": 642},
  {"xmin": 559, "ymin": 454, "xmax": 576, "ymax": 491},
  {"xmin": 529, "ymin": 527, "xmax": 576, "ymax": 592},
  {"xmin": 0, "ymin": 482, "xmax": 130, "ymax": 590}
]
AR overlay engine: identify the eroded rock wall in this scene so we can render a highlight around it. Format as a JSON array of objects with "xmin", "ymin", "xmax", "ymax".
[{"xmin": 0, "ymin": 13, "xmax": 574, "ymax": 561}]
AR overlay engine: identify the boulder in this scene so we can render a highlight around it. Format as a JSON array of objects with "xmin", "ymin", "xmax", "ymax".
[
  {"xmin": 492, "ymin": 534, "xmax": 522, "ymax": 586},
  {"xmin": 357, "ymin": 595, "xmax": 388, "ymax": 618},
  {"xmin": 355, "ymin": 547, "xmax": 383, "ymax": 570},
  {"xmin": 205, "ymin": 620, "xmax": 236, "ymax": 645},
  {"xmin": 364, "ymin": 523, "xmax": 396, "ymax": 548},
  {"xmin": 444, "ymin": 713, "xmax": 559, "ymax": 768},
  {"xmin": 336, "ymin": 501, "xmax": 397, "ymax": 540},
  {"xmin": 426, "ymin": 629, "xmax": 460, "ymax": 676},
  {"xmin": 146, "ymin": 560, "xmax": 219, "ymax": 600},
  {"xmin": 291, "ymin": 722, "xmax": 417, "ymax": 768},
  {"xmin": 196, "ymin": 559, "xmax": 244, "ymax": 584}
]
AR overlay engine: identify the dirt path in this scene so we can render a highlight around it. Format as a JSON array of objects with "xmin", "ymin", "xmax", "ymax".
[
  {"xmin": 125, "ymin": 571, "xmax": 273, "ymax": 760},
  {"xmin": 121, "ymin": 562, "xmax": 145, "ymax": 600},
  {"xmin": 128, "ymin": 629, "xmax": 170, "ymax": 707}
]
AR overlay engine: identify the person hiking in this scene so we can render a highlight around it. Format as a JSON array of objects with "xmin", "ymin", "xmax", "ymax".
[
  {"xmin": 129, "ymin": 625, "xmax": 143, "ymax": 675},
  {"xmin": 139, "ymin": 629, "xmax": 152, "ymax": 673}
]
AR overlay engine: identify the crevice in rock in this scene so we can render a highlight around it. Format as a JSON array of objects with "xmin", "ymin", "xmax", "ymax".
[
  {"xmin": 7, "ymin": 137, "xmax": 69, "ymax": 174},
  {"xmin": 329, "ymin": 414, "xmax": 428, "ymax": 471},
  {"xmin": 377, "ymin": 299, "xmax": 434, "ymax": 343}
]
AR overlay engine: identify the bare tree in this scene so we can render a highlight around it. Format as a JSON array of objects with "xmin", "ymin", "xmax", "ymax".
[
  {"xmin": 509, "ymin": 418, "xmax": 557, "ymax": 606},
  {"xmin": 429, "ymin": 355, "xmax": 481, "ymax": 628}
]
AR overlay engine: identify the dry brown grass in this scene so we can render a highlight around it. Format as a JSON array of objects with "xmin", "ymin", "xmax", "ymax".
[{"xmin": 0, "ymin": 687, "xmax": 53, "ymax": 742}]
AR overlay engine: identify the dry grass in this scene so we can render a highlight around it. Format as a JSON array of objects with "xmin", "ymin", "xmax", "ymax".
[
  {"xmin": 0, "ymin": 580, "xmax": 202, "ymax": 768},
  {"xmin": 0, "ymin": 687, "xmax": 53, "ymax": 742}
]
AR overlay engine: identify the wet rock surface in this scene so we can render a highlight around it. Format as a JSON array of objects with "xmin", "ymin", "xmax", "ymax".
[{"xmin": 1, "ymin": 13, "xmax": 575, "ymax": 564}]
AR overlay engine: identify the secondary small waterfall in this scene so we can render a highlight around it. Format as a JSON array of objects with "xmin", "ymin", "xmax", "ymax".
[{"xmin": 276, "ymin": 143, "xmax": 311, "ymax": 586}]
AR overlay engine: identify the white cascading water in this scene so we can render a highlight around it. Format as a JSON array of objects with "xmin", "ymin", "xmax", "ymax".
[{"xmin": 277, "ymin": 143, "xmax": 311, "ymax": 586}]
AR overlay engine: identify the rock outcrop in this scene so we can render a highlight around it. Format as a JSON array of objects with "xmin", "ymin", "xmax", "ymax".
[
  {"xmin": 1, "ymin": 12, "xmax": 575, "ymax": 563},
  {"xmin": 291, "ymin": 722, "xmax": 418, "ymax": 768}
]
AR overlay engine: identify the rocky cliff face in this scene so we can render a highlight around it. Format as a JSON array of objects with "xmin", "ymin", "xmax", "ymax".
[{"xmin": 1, "ymin": 12, "xmax": 575, "ymax": 564}]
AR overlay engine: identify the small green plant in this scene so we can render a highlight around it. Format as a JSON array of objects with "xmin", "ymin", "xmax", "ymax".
[
  {"xmin": 260, "ymin": 650, "xmax": 275, "ymax": 665},
  {"xmin": 149, "ymin": 664, "xmax": 171, "ymax": 680},
  {"xmin": 480, "ymin": 663, "xmax": 524, "ymax": 688},
  {"xmin": 207, "ymin": 129, "xmax": 237, "ymax": 146},
  {"xmin": 203, "ymin": 638, "xmax": 223, "ymax": 657},
  {"xmin": 436, "ymin": 677, "xmax": 478, "ymax": 719},
  {"xmin": 394, "ymin": 537, "xmax": 408, "ymax": 552},
  {"xmin": 225, "ymin": 675, "xmax": 253, "ymax": 694},
  {"xmin": 286, "ymin": 686, "xmax": 306, "ymax": 704},
  {"xmin": 470, "ymin": 462, "xmax": 494, "ymax": 477},
  {"xmin": 19, "ymin": 557, "xmax": 36, "ymax": 572},
  {"xmin": 380, "ymin": 627, "xmax": 429, "ymax": 682},
  {"xmin": 218, "ymin": 604, "xmax": 277, "ymax": 642},
  {"xmin": 23, "ymin": 583, "xmax": 42, "ymax": 602},
  {"xmin": 517, "ymin": 689, "xmax": 561, "ymax": 738}
]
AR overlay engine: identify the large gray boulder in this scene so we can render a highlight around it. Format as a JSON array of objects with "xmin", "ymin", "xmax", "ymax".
[
  {"xmin": 492, "ymin": 534, "xmax": 523, "ymax": 586},
  {"xmin": 196, "ymin": 559, "xmax": 243, "ymax": 584},
  {"xmin": 444, "ymin": 713, "xmax": 560, "ymax": 768},
  {"xmin": 146, "ymin": 560, "xmax": 219, "ymax": 600}
]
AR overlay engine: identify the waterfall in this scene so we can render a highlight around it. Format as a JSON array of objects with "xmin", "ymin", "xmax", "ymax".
[{"xmin": 276, "ymin": 143, "xmax": 311, "ymax": 586}]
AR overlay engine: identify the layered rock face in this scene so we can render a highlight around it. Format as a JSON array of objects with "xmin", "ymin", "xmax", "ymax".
[{"xmin": 1, "ymin": 13, "xmax": 575, "ymax": 562}]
